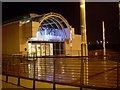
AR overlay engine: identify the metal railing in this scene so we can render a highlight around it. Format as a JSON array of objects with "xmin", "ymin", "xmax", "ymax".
[
  {"xmin": 19, "ymin": 49, "xmax": 82, "ymax": 57},
  {"xmin": 2, "ymin": 52, "xmax": 120, "ymax": 90}
]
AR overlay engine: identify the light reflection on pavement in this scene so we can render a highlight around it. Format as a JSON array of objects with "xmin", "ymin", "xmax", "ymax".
[{"xmin": 3, "ymin": 57, "xmax": 118, "ymax": 88}]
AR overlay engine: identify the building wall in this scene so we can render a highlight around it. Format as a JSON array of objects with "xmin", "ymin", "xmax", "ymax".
[
  {"xmin": 65, "ymin": 35, "xmax": 81, "ymax": 56},
  {"xmin": 2, "ymin": 22, "xmax": 20, "ymax": 56},
  {"xmin": 65, "ymin": 28, "xmax": 81, "ymax": 56},
  {"xmin": 2, "ymin": 21, "xmax": 82, "ymax": 56},
  {"xmin": 65, "ymin": 40, "xmax": 71, "ymax": 56},
  {"xmin": 2, "ymin": 21, "xmax": 39, "ymax": 55},
  {"xmin": 32, "ymin": 21, "xmax": 40, "ymax": 37},
  {"xmin": 72, "ymin": 35, "xmax": 81, "ymax": 56},
  {"xmin": 19, "ymin": 21, "xmax": 39, "ymax": 53},
  {"xmin": 19, "ymin": 22, "xmax": 32, "ymax": 53}
]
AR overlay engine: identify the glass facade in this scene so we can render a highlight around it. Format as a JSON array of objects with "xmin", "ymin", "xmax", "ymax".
[
  {"xmin": 28, "ymin": 43, "xmax": 53, "ymax": 57},
  {"xmin": 30, "ymin": 27, "xmax": 71, "ymax": 42}
]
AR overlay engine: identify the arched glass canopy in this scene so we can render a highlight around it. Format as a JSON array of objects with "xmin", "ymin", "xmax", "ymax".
[{"xmin": 26, "ymin": 12, "xmax": 72, "ymax": 42}]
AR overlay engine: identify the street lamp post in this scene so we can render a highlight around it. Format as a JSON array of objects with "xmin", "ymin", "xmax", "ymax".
[
  {"xmin": 80, "ymin": 0, "xmax": 88, "ymax": 57},
  {"xmin": 80, "ymin": 0, "xmax": 88, "ymax": 87},
  {"xmin": 102, "ymin": 21, "xmax": 106, "ymax": 57}
]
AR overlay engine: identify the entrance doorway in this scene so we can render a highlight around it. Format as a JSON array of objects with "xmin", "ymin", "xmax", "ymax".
[{"xmin": 28, "ymin": 41, "xmax": 64, "ymax": 57}]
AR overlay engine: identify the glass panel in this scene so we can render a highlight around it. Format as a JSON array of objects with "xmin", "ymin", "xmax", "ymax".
[
  {"xmin": 41, "ymin": 43, "xmax": 45, "ymax": 56},
  {"xmin": 36, "ymin": 44, "xmax": 41, "ymax": 57},
  {"xmin": 50, "ymin": 43, "xmax": 53, "ymax": 56}
]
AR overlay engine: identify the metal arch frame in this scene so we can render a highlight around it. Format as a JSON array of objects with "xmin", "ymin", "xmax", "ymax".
[
  {"xmin": 44, "ymin": 19, "xmax": 54, "ymax": 28},
  {"xmin": 38, "ymin": 12, "xmax": 72, "ymax": 33},
  {"xmin": 46, "ymin": 17, "xmax": 62, "ymax": 30},
  {"xmin": 40, "ymin": 21, "xmax": 49, "ymax": 31},
  {"xmin": 39, "ymin": 17, "xmax": 62, "ymax": 36},
  {"xmin": 42, "ymin": 17, "xmax": 62, "ymax": 34},
  {"xmin": 48, "ymin": 16, "xmax": 67, "ymax": 39},
  {"xmin": 45, "ymin": 18, "xmax": 62, "ymax": 35},
  {"xmin": 39, "ymin": 19, "xmax": 55, "ymax": 36},
  {"xmin": 48, "ymin": 17, "xmax": 64, "ymax": 37}
]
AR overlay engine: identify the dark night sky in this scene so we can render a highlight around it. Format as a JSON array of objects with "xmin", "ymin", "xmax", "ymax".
[{"xmin": 2, "ymin": 2, "xmax": 120, "ymax": 44}]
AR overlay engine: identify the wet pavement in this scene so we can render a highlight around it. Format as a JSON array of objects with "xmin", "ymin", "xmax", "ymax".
[
  {"xmin": 2, "ymin": 81, "xmax": 29, "ymax": 89},
  {"xmin": 2, "ymin": 57, "xmax": 119, "ymax": 89}
]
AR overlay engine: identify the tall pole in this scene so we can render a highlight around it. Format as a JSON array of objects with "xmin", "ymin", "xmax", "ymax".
[
  {"xmin": 80, "ymin": 0, "xmax": 88, "ymax": 56},
  {"xmin": 102, "ymin": 21, "xmax": 108, "ymax": 86},
  {"xmin": 80, "ymin": 0, "xmax": 88, "ymax": 86},
  {"xmin": 102, "ymin": 21, "xmax": 106, "ymax": 57}
]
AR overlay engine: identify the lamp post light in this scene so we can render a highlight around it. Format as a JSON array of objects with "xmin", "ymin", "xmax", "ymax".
[
  {"xmin": 80, "ymin": 0, "xmax": 88, "ymax": 87},
  {"xmin": 80, "ymin": 0, "xmax": 88, "ymax": 57},
  {"xmin": 102, "ymin": 21, "xmax": 106, "ymax": 57}
]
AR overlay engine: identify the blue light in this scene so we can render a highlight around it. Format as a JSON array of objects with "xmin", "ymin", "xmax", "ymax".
[{"xmin": 31, "ymin": 27, "xmax": 71, "ymax": 42}]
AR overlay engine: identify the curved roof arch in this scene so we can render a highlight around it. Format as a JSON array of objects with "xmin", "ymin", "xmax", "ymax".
[
  {"xmin": 30, "ymin": 12, "xmax": 72, "ymax": 42},
  {"xmin": 38, "ymin": 12, "xmax": 71, "ymax": 31}
]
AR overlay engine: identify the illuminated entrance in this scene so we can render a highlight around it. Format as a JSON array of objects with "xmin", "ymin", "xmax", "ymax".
[
  {"xmin": 28, "ymin": 12, "xmax": 72, "ymax": 56},
  {"xmin": 28, "ymin": 41, "xmax": 64, "ymax": 56}
]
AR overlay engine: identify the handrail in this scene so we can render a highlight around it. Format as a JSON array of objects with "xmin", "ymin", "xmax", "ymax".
[{"xmin": 2, "ymin": 53, "xmax": 119, "ymax": 89}]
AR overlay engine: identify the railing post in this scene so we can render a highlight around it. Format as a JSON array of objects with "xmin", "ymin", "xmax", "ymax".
[
  {"xmin": 118, "ymin": 59, "xmax": 120, "ymax": 89},
  {"xmin": 80, "ymin": 57, "xmax": 83, "ymax": 90},
  {"xmin": 117, "ymin": 59, "xmax": 119, "ymax": 89},
  {"xmin": 18, "ymin": 76, "xmax": 20, "ymax": 86},
  {"xmin": 78, "ymin": 50, "xmax": 80, "ymax": 56},
  {"xmin": 53, "ymin": 58, "xmax": 56, "ymax": 90},
  {"xmin": 6, "ymin": 61, "xmax": 9, "ymax": 83},
  {"xmin": 20, "ymin": 55, "xmax": 22, "ymax": 63},
  {"xmin": 80, "ymin": 87, "xmax": 82, "ymax": 90},
  {"xmin": 33, "ymin": 55, "xmax": 36, "ymax": 90},
  {"xmin": 17, "ymin": 64, "xmax": 20, "ymax": 86},
  {"xmin": 6, "ymin": 75, "xmax": 8, "ymax": 83},
  {"xmin": 45, "ymin": 43, "xmax": 47, "ymax": 75}
]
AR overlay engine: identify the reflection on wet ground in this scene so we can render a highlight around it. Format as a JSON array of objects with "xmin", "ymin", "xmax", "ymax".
[{"xmin": 2, "ymin": 57, "xmax": 119, "ymax": 89}]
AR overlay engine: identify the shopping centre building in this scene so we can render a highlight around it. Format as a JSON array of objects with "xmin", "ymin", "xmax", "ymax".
[{"xmin": 2, "ymin": 12, "xmax": 82, "ymax": 57}]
